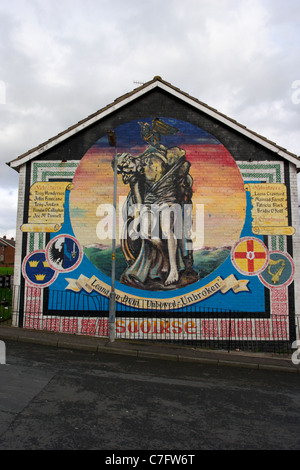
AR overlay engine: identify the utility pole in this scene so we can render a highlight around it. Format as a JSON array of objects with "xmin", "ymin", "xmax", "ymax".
[{"xmin": 108, "ymin": 130, "xmax": 117, "ymax": 342}]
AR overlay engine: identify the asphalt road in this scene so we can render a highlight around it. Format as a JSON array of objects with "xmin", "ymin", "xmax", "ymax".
[{"xmin": 0, "ymin": 339, "xmax": 300, "ymax": 452}]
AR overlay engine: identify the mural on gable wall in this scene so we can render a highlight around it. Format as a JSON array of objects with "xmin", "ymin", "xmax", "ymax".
[
  {"xmin": 21, "ymin": 117, "xmax": 295, "ymax": 328},
  {"xmin": 67, "ymin": 118, "xmax": 251, "ymax": 307}
]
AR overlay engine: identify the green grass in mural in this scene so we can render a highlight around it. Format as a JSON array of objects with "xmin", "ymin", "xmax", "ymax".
[
  {"xmin": 84, "ymin": 245, "xmax": 231, "ymax": 282},
  {"xmin": 84, "ymin": 246, "xmax": 127, "ymax": 280},
  {"xmin": 194, "ymin": 248, "xmax": 231, "ymax": 279}
]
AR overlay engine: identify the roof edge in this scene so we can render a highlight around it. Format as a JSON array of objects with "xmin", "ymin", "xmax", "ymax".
[{"xmin": 8, "ymin": 76, "xmax": 300, "ymax": 170}]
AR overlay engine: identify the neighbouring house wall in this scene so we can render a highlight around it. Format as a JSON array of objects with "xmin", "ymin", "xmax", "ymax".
[{"xmin": 0, "ymin": 239, "xmax": 15, "ymax": 267}]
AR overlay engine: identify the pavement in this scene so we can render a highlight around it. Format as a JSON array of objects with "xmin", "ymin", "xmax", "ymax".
[{"xmin": 0, "ymin": 323, "xmax": 299, "ymax": 373}]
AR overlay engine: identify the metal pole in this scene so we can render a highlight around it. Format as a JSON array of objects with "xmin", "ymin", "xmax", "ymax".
[
  {"xmin": 228, "ymin": 310, "xmax": 232, "ymax": 353},
  {"xmin": 108, "ymin": 130, "xmax": 117, "ymax": 342}
]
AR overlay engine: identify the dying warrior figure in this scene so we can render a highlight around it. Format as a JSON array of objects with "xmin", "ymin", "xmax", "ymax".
[{"xmin": 116, "ymin": 119, "xmax": 199, "ymax": 290}]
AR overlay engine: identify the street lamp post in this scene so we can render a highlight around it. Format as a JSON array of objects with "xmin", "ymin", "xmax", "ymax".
[{"xmin": 108, "ymin": 130, "xmax": 117, "ymax": 342}]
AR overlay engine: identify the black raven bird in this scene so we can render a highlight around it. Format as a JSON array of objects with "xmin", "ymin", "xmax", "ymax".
[
  {"xmin": 48, "ymin": 239, "xmax": 64, "ymax": 267},
  {"xmin": 138, "ymin": 118, "xmax": 178, "ymax": 149}
]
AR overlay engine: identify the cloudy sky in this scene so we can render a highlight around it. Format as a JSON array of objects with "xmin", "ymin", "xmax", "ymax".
[{"xmin": 1, "ymin": 0, "xmax": 300, "ymax": 239}]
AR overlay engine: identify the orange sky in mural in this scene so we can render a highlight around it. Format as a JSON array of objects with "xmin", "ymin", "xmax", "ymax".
[{"xmin": 70, "ymin": 143, "xmax": 246, "ymax": 250}]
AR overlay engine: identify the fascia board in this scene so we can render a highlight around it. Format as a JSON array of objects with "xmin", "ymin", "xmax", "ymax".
[
  {"xmin": 9, "ymin": 82, "xmax": 159, "ymax": 169},
  {"xmin": 9, "ymin": 80, "xmax": 300, "ymax": 169},
  {"xmin": 156, "ymin": 82, "xmax": 300, "ymax": 169}
]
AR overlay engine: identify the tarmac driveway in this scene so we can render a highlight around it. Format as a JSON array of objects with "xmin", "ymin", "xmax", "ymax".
[{"xmin": 0, "ymin": 339, "xmax": 300, "ymax": 451}]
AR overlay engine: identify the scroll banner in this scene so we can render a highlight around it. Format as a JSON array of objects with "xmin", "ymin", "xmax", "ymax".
[
  {"xmin": 245, "ymin": 183, "xmax": 295, "ymax": 236},
  {"xmin": 21, "ymin": 182, "xmax": 73, "ymax": 233},
  {"xmin": 65, "ymin": 274, "xmax": 249, "ymax": 309}
]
